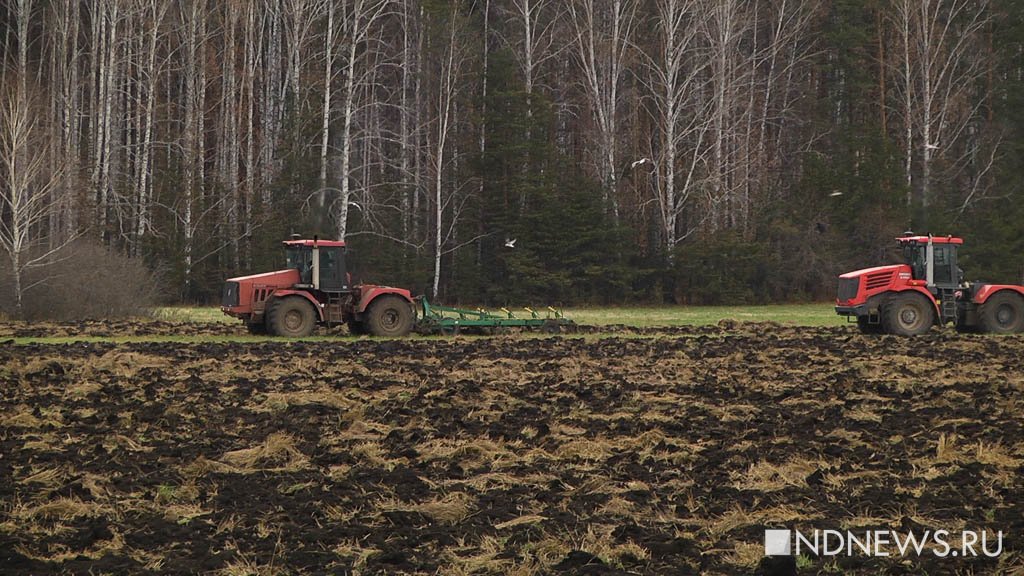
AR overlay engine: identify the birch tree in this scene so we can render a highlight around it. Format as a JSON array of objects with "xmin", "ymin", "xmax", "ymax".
[
  {"xmin": 219, "ymin": 2, "xmax": 242, "ymax": 268},
  {"xmin": 242, "ymin": 0, "xmax": 260, "ymax": 263},
  {"xmin": 88, "ymin": 0, "xmax": 124, "ymax": 243},
  {"xmin": 428, "ymin": 9, "xmax": 469, "ymax": 299},
  {"xmin": 129, "ymin": 0, "xmax": 166, "ymax": 256},
  {"xmin": 317, "ymin": 0, "xmax": 336, "ymax": 211},
  {"xmin": 701, "ymin": 0, "xmax": 749, "ymax": 232},
  {"xmin": 0, "ymin": 81, "xmax": 72, "ymax": 316},
  {"xmin": 498, "ymin": 0, "xmax": 564, "ymax": 210},
  {"xmin": 641, "ymin": 0, "xmax": 711, "ymax": 251},
  {"xmin": 333, "ymin": 0, "xmax": 392, "ymax": 240},
  {"xmin": 501, "ymin": 0, "xmax": 563, "ymax": 111},
  {"xmin": 891, "ymin": 0, "xmax": 991, "ymax": 212},
  {"xmin": 567, "ymin": 0, "xmax": 639, "ymax": 220},
  {"xmin": 177, "ymin": 0, "xmax": 208, "ymax": 294},
  {"xmin": 283, "ymin": 0, "xmax": 329, "ymax": 111},
  {"xmin": 261, "ymin": 0, "xmax": 283, "ymax": 202},
  {"xmin": 49, "ymin": 0, "xmax": 82, "ymax": 243}
]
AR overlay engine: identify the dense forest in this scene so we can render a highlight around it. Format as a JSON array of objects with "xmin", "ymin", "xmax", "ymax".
[{"xmin": 1, "ymin": 0, "xmax": 1023, "ymax": 311}]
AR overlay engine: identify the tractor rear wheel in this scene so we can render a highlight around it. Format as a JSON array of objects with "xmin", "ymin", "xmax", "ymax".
[
  {"xmin": 979, "ymin": 292, "xmax": 1024, "ymax": 334},
  {"xmin": 881, "ymin": 293, "xmax": 934, "ymax": 336},
  {"xmin": 267, "ymin": 297, "xmax": 317, "ymax": 338},
  {"xmin": 365, "ymin": 296, "xmax": 414, "ymax": 337}
]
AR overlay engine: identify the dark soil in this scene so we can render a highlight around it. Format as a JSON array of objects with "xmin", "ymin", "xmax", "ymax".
[{"xmin": 1, "ymin": 326, "xmax": 1021, "ymax": 575}]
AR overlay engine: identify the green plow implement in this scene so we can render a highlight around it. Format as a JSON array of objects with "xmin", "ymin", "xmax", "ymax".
[{"xmin": 415, "ymin": 297, "xmax": 575, "ymax": 335}]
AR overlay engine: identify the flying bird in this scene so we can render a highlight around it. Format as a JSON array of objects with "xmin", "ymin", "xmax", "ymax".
[
  {"xmin": 630, "ymin": 158, "xmax": 652, "ymax": 169},
  {"xmin": 829, "ymin": 191, "xmax": 843, "ymax": 197},
  {"xmin": 504, "ymin": 238, "xmax": 517, "ymax": 248}
]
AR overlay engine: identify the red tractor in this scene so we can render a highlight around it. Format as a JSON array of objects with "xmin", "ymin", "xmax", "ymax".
[
  {"xmin": 836, "ymin": 234, "xmax": 1024, "ymax": 335},
  {"xmin": 221, "ymin": 237, "xmax": 416, "ymax": 337}
]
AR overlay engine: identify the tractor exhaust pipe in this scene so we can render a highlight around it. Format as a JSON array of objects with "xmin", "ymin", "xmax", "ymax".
[
  {"xmin": 926, "ymin": 235, "xmax": 934, "ymax": 289},
  {"xmin": 312, "ymin": 235, "xmax": 320, "ymax": 290}
]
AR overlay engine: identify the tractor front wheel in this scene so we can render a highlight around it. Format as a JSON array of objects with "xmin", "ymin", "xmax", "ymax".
[
  {"xmin": 267, "ymin": 297, "xmax": 317, "ymax": 338},
  {"xmin": 979, "ymin": 292, "xmax": 1024, "ymax": 334},
  {"xmin": 365, "ymin": 296, "xmax": 415, "ymax": 337},
  {"xmin": 882, "ymin": 293, "xmax": 934, "ymax": 336}
]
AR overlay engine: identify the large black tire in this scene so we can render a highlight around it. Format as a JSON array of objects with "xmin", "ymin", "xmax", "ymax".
[
  {"xmin": 364, "ymin": 296, "xmax": 415, "ymax": 337},
  {"xmin": 979, "ymin": 291, "xmax": 1024, "ymax": 334},
  {"xmin": 856, "ymin": 316, "xmax": 883, "ymax": 334},
  {"xmin": 267, "ymin": 297, "xmax": 317, "ymax": 338},
  {"xmin": 881, "ymin": 293, "xmax": 935, "ymax": 336}
]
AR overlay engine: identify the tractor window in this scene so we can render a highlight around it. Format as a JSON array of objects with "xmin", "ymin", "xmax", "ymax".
[
  {"xmin": 286, "ymin": 247, "xmax": 312, "ymax": 284},
  {"xmin": 903, "ymin": 244, "xmax": 926, "ymax": 280},
  {"xmin": 320, "ymin": 248, "xmax": 337, "ymax": 279},
  {"xmin": 318, "ymin": 247, "xmax": 347, "ymax": 291},
  {"xmin": 933, "ymin": 245, "xmax": 954, "ymax": 285}
]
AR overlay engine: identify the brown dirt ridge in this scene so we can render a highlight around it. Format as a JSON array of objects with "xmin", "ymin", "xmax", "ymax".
[{"xmin": 0, "ymin": 325, "xmax": 1022, "ymax": 574}]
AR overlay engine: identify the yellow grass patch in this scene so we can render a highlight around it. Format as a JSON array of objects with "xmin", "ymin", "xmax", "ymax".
[
  {"xmin": 599, "ymin": 496, "xmax": 635, "ymax": 517},
  {"xmin": 494, "ymin": 514, "xmax": 548, "ymax": 530},
  {"xmin": 1, "ymin": 407, "xmax": 44, "ymax": 429},
  {"xmin": 14, "ymin": 527, "xmax": 125, "ymax": 563},
  {"xmin": 257, "ymin": 390, "xmax": 354, "ymax": 413},
  {"xmin": 181, "ymin": 456, "xmax": 242, "ymax": 478},
  {"xmin": 219, "ymin": 433, "xmax": 309, "ymax": 473},
  {"xmin": 439, "ymin": 535, "xmax": 514, "ymax": 575},
  {"xmin": 724, "ymin": 541, "xmax": 763, "ymax": 568},
  {"xmin": 89, "ymin": 351, "xmax": 169, "ymax": 378},
  {"xmin": 732, "ymin": 458, "xmax": 821, "ymax": 492},
  {"xmin": 64, "ymin": 380, "xmax": 103, "ymax": 398},
  {"xmin": 380, "ymin": 492, "xmax": 476, "ymax": 525},
  {"xmin": 577, "ymin": 524, "xmax": 650, "ymax": 568},
  {"xmin": 333, "ymin": 539, "xmax": 380, "ymax": 573},
  {"xmin": 973, "ymin": 441, "xmax": 1021, "ymax": 468},
  {"xmin": 161, "ymin": 503, "xmax": 211, "ymax": 525},
  {"xmin": 19, "ymin": 467, "xmax": 67, "ymax": 490},
  {"xmin": 102, "ymin": 434, "xmax": 152, "ymax": 453},
  {"xmin": 14, "ymin": 496, "xmax": 109, "ymax": 521},
  {"xmin": 707, "ymin": 504, "xmax": 811, "ymax": 537},
  {"xmin": 419, "ymin": 438, "xmax": 515, "ymax": 468},
  {"xmin": 555, "ymin": 438, "xmax": 614, "ymax": 462}
]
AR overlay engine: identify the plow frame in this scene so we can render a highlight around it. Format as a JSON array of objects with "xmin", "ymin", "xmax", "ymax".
[{"xmin": 415, "ymin": 297, "xmax": 575, "ymax": 334}]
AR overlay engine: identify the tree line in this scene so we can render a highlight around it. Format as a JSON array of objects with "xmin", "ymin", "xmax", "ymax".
[{"xmin": 1, "ymin": 0, "xmax": 1022, "ymax": 313}]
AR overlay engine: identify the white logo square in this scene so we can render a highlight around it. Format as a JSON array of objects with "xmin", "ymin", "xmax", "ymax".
[{"xmin": 764, "ymin": 529, "xmax": 792, "ymax": 556}]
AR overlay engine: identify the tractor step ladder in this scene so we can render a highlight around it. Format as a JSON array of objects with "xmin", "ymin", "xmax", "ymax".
[{"xmin": 938, "ymin": 288, "xmax": 958, "ymax": 325}]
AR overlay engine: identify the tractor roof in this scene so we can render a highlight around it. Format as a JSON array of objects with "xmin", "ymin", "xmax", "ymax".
[
  {"xmin": 283, "ymin": 239, "xmax": 347, "ymax": 248},
  {"xmin": 896, "ymin": 235, "xmax": 963, "ymax": 245}
]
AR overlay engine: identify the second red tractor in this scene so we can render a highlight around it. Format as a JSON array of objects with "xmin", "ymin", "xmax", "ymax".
[{"xmin": 836, "ymin": 234, "xmax": 1024, "ymax": 335}]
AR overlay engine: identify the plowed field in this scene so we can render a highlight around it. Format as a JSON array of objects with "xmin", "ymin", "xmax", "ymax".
[{"xmin": 1, "ymin": 323, "xmax": 1022, "ymax": 575}]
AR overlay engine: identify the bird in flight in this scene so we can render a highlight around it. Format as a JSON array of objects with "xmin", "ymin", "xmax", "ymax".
[
  {"xmin": 631, "ymin": 158, "xmax": 651, "ymax": 169},
  {"xmin": 505, "ymin": 238, "xmax": 517, "ymax": 248}
]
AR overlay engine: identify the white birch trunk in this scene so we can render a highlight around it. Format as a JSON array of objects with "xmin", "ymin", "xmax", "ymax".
[{"xmin": 318, "ymin": 0, "xmax": 335, "ymax": 212}]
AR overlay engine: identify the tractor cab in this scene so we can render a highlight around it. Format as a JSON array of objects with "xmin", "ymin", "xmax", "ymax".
[
  {"xmin": 283, "ymin": 238, "xmax": 350, "ymax": 292},
  {"xmin": 896, "ymin": 235, "xmax": 963, "ymax": 290}
]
